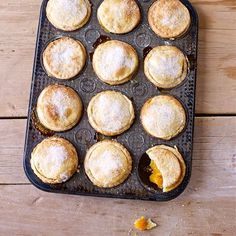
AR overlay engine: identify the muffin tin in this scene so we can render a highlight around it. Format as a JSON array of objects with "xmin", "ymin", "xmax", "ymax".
[{"xmin": 23, "ymin": 0, "xmax": 198, "ymax": 201}]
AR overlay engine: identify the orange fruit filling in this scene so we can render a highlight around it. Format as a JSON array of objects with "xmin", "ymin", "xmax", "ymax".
[
  {"xmin": 134, "ymin": 216, "xmax": 157, "ymax": 231},
  {"xmin": 149, "ymin": 160, "xmax": 163, "ymax": 188},
  {"xmin": 134, "ymin": 216, "xmax": 148, "ymax": 231}
]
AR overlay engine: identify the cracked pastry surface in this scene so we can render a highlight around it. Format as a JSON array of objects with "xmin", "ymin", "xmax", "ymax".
[
  {"xmin": 31, "ymin": 137, "xmax": 78, "ymax": 184},
  {"xmin": 46, "ymin": 0, "xmax": 91, "ymax": 31},
  {"xmin": 43, "ymin": 37, "xmax": 86, "ymax": 80},
  {"xmin": 92, "ymin": 40, "xmax": 138, "ymax": 85},
  {"xmin": 141, "ymin": 95, "xmax": 186, "ymax": 140},
  {"xmin": 148, "ymin": 0, "xmax": 191, "ymax": 38},
  {"xmin": 87, "ymin": 90, "xmax": 135, "ymax": 136},
  {"xmin": 84, "ymin": 140, "xmax": 132, "ymax": 188},
  {"xmin": 37, "ymin": 84, "xmax": 83, "ymax": 132},
  {"xmin": 97, "ymin": 0, "xmax": 141, "ymax": 34},
  {"xmin": 147, "ymin": 145, "xmax": 186, "ymax": 192},
  {"xmin": 144, "ymin": 45, "xmax": 188, "ymax": 89}
]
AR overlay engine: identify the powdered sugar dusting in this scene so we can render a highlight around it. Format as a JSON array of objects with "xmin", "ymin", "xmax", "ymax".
[
  {"xmin": 144, "ymin": 102, "xmax": 176, "ymax": 132},
  {"xmin": 40, "ymin": 145, "xmax": 68, "ymax": 176},
  {"xmin": 52, "ymin": 0, "xmax": 88, "ymax": 24},
  {"xmin": 100, "ymin": 151, "xmax": 122, "ymax": 174},
  {"xmin": 108, "ymin": 0, "xmax": 138, "ymax": 23},
  {"xmin": 149, "ymin": 51, "xmax": 182, "ymax": 79},
  {"xmin": 121, "ymin": 1, "xmax": 136, "ymax": 17},
  {"xmin": 49, "ymin": 90, "xmax": 70, "ymax": 118},
  {"xmin": 161, "ymin": 6, "xmax": 183, "ymax": 29},
  {"xmin": 51, "ymin": 45, "xmax": 75, "ymax": 67},
  {"xmin": 94, "ymin": 93, "xmax": 131, "ymax": 132},
  {"xmin": 63, "ymin": 0, "xmax": 84, "ymax": 16},
  {"xmin": 98, "ymin": 46, "xmax": 134, "ymax": 79},
  {"xmin": 90, "ymin": 150, "xmax": 123, "ymax": 180}
]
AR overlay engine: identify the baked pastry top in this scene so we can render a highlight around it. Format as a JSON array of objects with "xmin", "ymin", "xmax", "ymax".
[
  {"xmin": 46, "ymin": 0, "xmax": 91, "ymax": 31},
  {"xmin": 92, "ymin": 40, "xmax": 138, "ymax": 85},
  {"xmin": 147, "ymin": 145, "xmax": 186, "ymax": 192},
  {"xmin": 84, "ymin": 140, "xmax": 132, "ymax": 188},
  {"xmin": 141, "ymin": 95, "xmax": 186, "ymax": 140},
  {"xmin": 97, "ymin": 0, "xmax": 141, "ymax": 34},
  {"xmin": 37, "ymin": 84, "xmax": 83, "ymax": 132},
  {"xmin": 87, "ymin": 90, "xmax": 135, "ymax": 136},
  {"xmin": 31, "ymin": 137, "xmax": 78, "ymax": 184},
  {"xmin": 43, "ymin": 37, "xmax": 86, "ymax": 80},
  {"xmin": 144, "ymin": 45, "xmax": 188, "ymax": 89},
  {"xmin": 148, "ymin": 0, "xmax": 191, "ymax": 38}
]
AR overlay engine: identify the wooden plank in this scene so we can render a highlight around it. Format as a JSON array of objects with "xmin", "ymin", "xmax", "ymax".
[
  {"xmin": 192, "ymin": 0, "xmax": 236, "ymax": 30},
  {"xmin": 197, "ymin": 29, "xmax": 236, "ymax": 114},
  {"xmin": 0, "ymin": 0, "xmax": 41, "ymax": 117},
  {"xmin": 0, "ymin": 0, "xmax": 236, "ymax": 116},
  {"xmin": 0, "ymin": 184, "xmax": 235, "ymax": 236},
  {"xmin": 1, "ymin": 117, "xmax": 236, "ymax": 198},
  {"xmin": 0, "ymin": 120, "xmax": 28, "ymax": 184}
]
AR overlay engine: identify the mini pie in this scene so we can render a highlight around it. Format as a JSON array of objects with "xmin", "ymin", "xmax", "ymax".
[
  {"xmin": 37, "ymin": 84, "xmax": 83, "ymax": 132},
  {"xmin": 31, "ymin": 137, "xmax": 78, "ymax": 184},
  {"xmin": 148, "ymin": 0, "xmax": 191, "ymax": 39},
  {"xmin": 46, "ymin": 0, "xmax": 91, "ymax": 31},
  {"xmin": 144, "ymin": 46, "xmax": 188, "ymax": 89},
  {"xmin": 43, "ymin": 37, "xmax": 86, "ymax": 80},
  {"xmin": 92, "ymin": 40, "xmax": 138, "ymax": 85},
  {"xmin": 141, "ymin": 95, "xmax": 186, "ymax": 140},
  {"xmin": 147, "ymin": 145, "xmax": 186, "ymax": 192},
  {"xmin": 87, "ymin": 90, "xmax": 135, "ymax": 136},
  {"xmin": 84, "ymin": 140, "xmax": 132, "ymax": 188},
  {"xmin": 97, "ymin": 0, "xmax": 141, "ymax": 34}
]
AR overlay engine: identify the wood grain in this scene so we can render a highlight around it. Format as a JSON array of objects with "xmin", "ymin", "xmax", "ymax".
[
  {"xmin": 0, "ymin": 119, "xmax": 27, "ymax": 184},
  {"xmin": 0, "ymin": 117, "xmax": 235, "ymax": 235},
  {"xmin": 0, "ymin": 0, "xmax": 236, "ymax": 235},
  {"xmin": 192, "ymin": 0, "xmax": 236, "ymax": 30},
  {"xmin": 0, "ymin": 0, "xmax": 41, "ymax": 117},
  {"xmin": 0, "ymin": 185, "xmax": 235, "ymax": 236},
  {"xmin": 1, "ymin": 118, "xmax": 236, "ymax": 191},
  {"xmin": 197, "ymin": 28, "xmax": 236, "ymax": 114},
  {"xmin": 0, "ymin": 0, "xmax": 236, "ymax": 116}
]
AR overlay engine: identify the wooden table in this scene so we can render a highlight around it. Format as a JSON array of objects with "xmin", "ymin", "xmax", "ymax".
[{"xmin": 0, "ymin": 1, "xmax": 235, "ymax": 235}]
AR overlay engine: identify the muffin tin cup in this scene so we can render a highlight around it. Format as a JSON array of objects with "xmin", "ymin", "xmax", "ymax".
[{"xmin": 23, "ymin": 0, "xmax": 198, "ymax": 201}]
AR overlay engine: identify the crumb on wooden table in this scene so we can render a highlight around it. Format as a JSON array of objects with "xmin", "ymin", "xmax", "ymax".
[{"xmin": 134, "ymin": 216, "xmax": 157, "ymax": 231}]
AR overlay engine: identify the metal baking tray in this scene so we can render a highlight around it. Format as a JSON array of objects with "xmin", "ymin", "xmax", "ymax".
[{"xmin": 23, "ymin": 0, "xmax": 198, "ymax": 201}]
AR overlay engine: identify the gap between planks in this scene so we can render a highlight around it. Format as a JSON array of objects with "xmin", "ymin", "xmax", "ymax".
[{"xmin": 0, "ymin": 116, "xmax": 235, "ymax": 187}]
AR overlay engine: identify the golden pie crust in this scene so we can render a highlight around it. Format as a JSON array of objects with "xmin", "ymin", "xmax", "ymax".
[
  {"xmin": 92, "ymin": 40, "xmax": 138, "ymax": 85},
  {"xmin": 144, "ymin": 45, "xmax": 188, "ymax": 89},
  {"xmin": 84, "ymin": 140, "xmax": 132, "ymax": 188},
  {"xmin": 87, "ymin": 90, "xmax": 135, "ymax": 136},
  {"xmin": 31, "ymin": 137, "xmax": 78, "ymax": 184},
  {"xmin": 97, "ymin": 0, "xmax": 141, "ymax": 34},
  {"xmin": 46, "ymin": 0, "xmax": 91, "ymax": 31},
  {"xmin": 147, "ymin": 145, "xmax": 186, "ymax": 192},
  {"xmin": 43, "ymin": 37, "xmax": 86, "ymax": 80},
  {"xmin": 141, "ymin": 95, "xmax": 186, "ymax": 140},
  {"xmin": 148, "ymin": 0, "xmax": 191, "ymax": 39},
  {"xmin": 37, "ymin": 84, "xmax": 83, "ymax": 132}
]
